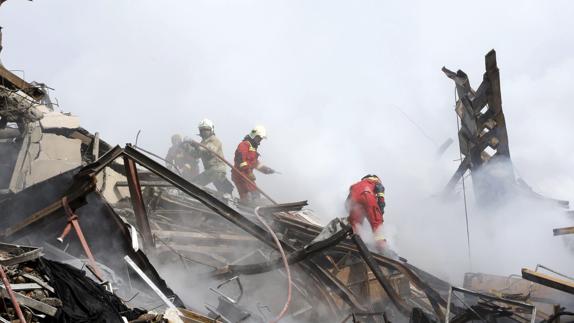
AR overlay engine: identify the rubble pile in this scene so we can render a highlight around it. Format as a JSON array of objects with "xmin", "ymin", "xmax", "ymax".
[
  {"xmin": 0, "ymin": 243, "xmax": 167, "ymax": 322},
  {"xmin": 0, "ymin": 10, "xmax": 572, "ymax": 323}
]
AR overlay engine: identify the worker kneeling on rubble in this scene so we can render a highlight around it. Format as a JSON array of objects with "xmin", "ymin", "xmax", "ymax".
[
  {"xmin": 186, "ymin": 119, "xmax": 234, "ymax": 195},
  {"xmin": 232, "ymin": 125, "xmax": 275, "ymax": 204},
  {"xmin": 347, "ymin": 174, "xmax": 388, "ymax": 254}
]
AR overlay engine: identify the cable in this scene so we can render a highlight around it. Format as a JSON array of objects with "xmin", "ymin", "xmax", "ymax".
[
  {"xmin": 155, "ymin": 235, "xmax": 218, "ymax": 269},
  {"xmin": 454, "ymin": 86, "xmax": 473, "ymax": 270},
  {"xmin": 391, "ymin": 104, "xmax": 438, "ymax": 147},
  {"xmin": 254, "ymin": 207, "xmax": 292, "ymax": 323}
]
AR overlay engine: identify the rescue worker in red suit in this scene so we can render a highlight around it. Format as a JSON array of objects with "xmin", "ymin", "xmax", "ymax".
[
  {"xmin": 232, "ymin": 125, "xmax": 275, "ymax": 203},
  {"xmin": 347, "ymin": 174, "xmax": 387, "ymax": 253}
]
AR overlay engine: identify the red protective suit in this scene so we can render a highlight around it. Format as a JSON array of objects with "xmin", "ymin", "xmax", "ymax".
[
  {"xmin": 347, "ymin": 177, "xmax": 386, "ymax": 241},
  {"xmin": 232, "ymin": 138, "xmax": 260, "ymax": 200}
]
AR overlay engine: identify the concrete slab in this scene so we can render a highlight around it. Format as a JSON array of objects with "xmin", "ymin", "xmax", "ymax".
[
  {"xmin": 40, "ymin": 112, "xmax": 80, "ymax": 129},
  {"xmin": 25, "ymin": 160, "xmax": 80, "ymax": 186},
  {"xmin": 36, "ymin": 134, "xmax": 82, "ymax": 163}
]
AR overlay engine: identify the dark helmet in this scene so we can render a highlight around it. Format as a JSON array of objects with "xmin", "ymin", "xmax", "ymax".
[{"xmin": 361, "ymin": 174, "xmax": 380, "ymax": 181}]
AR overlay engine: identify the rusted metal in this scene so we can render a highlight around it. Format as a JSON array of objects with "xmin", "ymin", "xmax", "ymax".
[
  {"xmin": 123, "ymin": 155, "xmax": 154, "ymax": 250},
  {"xmin": 351, "ymin": 234, "xmax": 412, "ymax": 317},
  {"xmin": 61, "ymin": 196, "xmax": 104, "ymax": 281},
  {"xmin": 212, "ymin": 225, "xmax": 352, "ymax": 276},
  {"xmin": 0, "ymin": 264, "xmax": 27, "ymax": 323}
]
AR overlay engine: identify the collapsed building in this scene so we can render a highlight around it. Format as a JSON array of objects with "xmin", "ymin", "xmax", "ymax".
[{"xmin": 0, "ymin": 14, "xmax": 572, "ymax": 323}]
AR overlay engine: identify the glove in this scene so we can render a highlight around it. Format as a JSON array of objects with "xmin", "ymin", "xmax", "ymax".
[
  {"xmin": 259, "ymin": 165, "xmax": 275, "ymax": 174},
  {"xmin": 248, "ymin": 172, "xmax": 256, "ymax": 181},
  {"xmin": 378, "ymin": 200, "xmax": 385, "ymax": 213}
]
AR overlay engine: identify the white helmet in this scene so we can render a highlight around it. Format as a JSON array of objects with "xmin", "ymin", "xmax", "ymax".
[
  {"xmin": 249, "ymin": 125, "xmax": 267, "ymax": 139},
  {"xmin": 198, "ymin": 118, "xmax": 215, "ymax": 132}
]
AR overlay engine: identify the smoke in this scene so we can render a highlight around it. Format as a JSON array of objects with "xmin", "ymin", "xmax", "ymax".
[
  {"xmin": 1, "ymin": 0, "xmax": 573, "ymax": 313},
  {"xmin": 385, "ymin": 159, "xmax": 574, "ymax": 285}
]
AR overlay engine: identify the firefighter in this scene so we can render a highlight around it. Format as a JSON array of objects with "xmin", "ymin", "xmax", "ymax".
[
  {"xmin": 165, "ymin": 134, "xmax": 199, "ymax": 181},
  {"xmin": 232, "ymin": 125, "xmax": 275, "ymax": 203},
  {"xmin": 187, "ymin": 119, "xmax": 234, "ymax": 195},
  {"xmin": 346, "ymin": 174, "xmax": 388, "ymax": 253}
]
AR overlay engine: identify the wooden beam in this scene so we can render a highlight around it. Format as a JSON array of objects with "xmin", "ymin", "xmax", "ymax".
[
  {"xmin": 6, "ymin": 283, "xmax": 42, "ymax": 291},
  {"xmin": 153, "ymin": 230, "xmax": 256, "ymax": 242},
  {"xmin": 0, "ymin": 65, "xmax": 44, "ymax": 100},
  {"xmin": 522, "ymin": 268, "xmax": 574, "ymax": 295},
  {"xmin": 22, "ymin": 274, "xmax": 55, "ymax": 293},
  {"xmin": 553, "ymin": 226, "xmax": 574, "ymax": 236},
  {"xmin": 0, "ymin": 285, "xmax": 57, "ymax": 316}
]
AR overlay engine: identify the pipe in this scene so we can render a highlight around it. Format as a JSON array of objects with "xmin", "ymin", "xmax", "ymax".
[
  {"xmin": 132, "ymin": 145, "xmax": 183, "ymax": 176},
  {"xmin": 61, "ymin": 196, "xmax": 104, "ymax": 281},
  {"xmin": 0, "ymin": 265, "xmax": 27, "ymax": 323}
]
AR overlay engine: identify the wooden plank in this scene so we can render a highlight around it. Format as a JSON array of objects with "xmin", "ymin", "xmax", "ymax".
[
  {"xmin": 22, "ymin": 274, "xmax": 55, "ymax": 293},
  {"xmin": 0, "ymin": 65, "xmax": 44, "ymax": 99},
  {"xmin": 5, "ymin": 283, "xmax": 42, "ymax": 291},
  {"xmin": 553, "ymin": 226, "xmax": 574, "ymax": 236},
  {"xmin": 178, "ymin": 307, "xmax": 221, "ymax": 323},
  {"xmin": 0, "ymin": 285, "xmax": 57, "ymax": 316},
  {"xmin": 153, "ymin": 230, "xmax": 256, "ymax": 242},
  {"xmin": 484, "ymin": 49, "xmax": 510, "ymax": 157},
  {"xmin": 522, "ymin": 268, "xmax": 574, "ymax": 295},
  {"xmin": 0, "ymin": 242, "xmax": 42, "ymax": 266}
]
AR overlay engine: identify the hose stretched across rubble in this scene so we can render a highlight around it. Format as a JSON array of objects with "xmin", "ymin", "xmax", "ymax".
[
  {"xmin": 190, "ymin": 140, "xmax": 278, "ymax": 205},
  {"xmin": 254, "ymin": 207, "xmax": 292, "ymax": 323}
]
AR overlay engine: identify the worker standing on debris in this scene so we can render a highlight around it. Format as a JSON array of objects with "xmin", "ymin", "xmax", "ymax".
[
  {"xmin": 186, "ymin": 119, "xmax": 234, "ymax": 195},
  {"xmin": 232, "ymin": 125, "xmax": 275, "ymax": 204},
  {"xmin": 347, "ymin": 174, "xmax": 388, "ymax": 253},
  {"xmin": 165, "ymin": 134, "xmax": 199, "ymax": 181}
]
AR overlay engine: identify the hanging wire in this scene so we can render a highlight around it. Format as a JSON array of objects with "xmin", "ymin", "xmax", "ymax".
[
  {"xmin": 391, "ymin": 104, "xmax": 438, "ymax": 147},
  {"xmin": 454, "ymin": 86, "xmax": 473, "ymax": 270}
]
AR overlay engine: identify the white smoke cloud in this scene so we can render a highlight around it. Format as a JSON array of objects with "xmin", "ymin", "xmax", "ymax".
[{"xmin": 1, "ymin": 0, "xmax": 573, "ymax": 293}]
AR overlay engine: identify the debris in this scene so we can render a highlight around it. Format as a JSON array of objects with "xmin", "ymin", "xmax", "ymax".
[
  {"xmin": 553, "ymin": 226, "xmax": 574, "ymax": 236},
  {"xmin": 521, "ymin": 268, "xmax": 574, "ymax": 295},
  {"xmin": 0, "ymin": 15, "xmax": 572, "ymax": 322},
  {"xmin": 0, "ymin": 264, "xmax": 28, "ymax": 322},
  {"xmin": 124, "ymin": 255, "xmax": 180, "ymax": 313}
]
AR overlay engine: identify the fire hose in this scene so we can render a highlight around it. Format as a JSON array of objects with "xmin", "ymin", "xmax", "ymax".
[
  {"xmin": 189, "ymin": 140, "xmax": 278, "ymax": 205},
  {"xmin": 254, "ymin": 207, "xmax": 291, "ymax": 323}
]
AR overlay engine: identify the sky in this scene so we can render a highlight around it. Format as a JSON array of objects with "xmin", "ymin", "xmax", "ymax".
[{"xmin": 1, "ymin": 0, "xmax": 573, "ymax": 281}]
